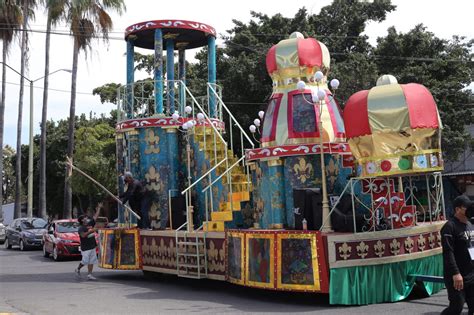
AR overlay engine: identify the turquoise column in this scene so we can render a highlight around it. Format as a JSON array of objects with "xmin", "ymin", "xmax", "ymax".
[
  {"xmin": 154, "ymin": 29, "xmax": 164, "ymax": 114},
  {"xmin": 207, "ymin": 36, "xmax": 216, "ymax": 117},
  {"xmin": 127, "ymin": 131, "xmax": 140, "ymax": 226},
  {"xmin": 166, "ymin": 39, "xmax": 175, "ymax": 114},
  {"xmin": 178, "ymin": 48, "xmax": 186, "ymax": 114},
  {"xmin": 126, "ymin": 40, "xmax": 134, "ymax": 119},
  {"xmin": 267, "ymin": 159, "xmax": 285, "ymax": 228},
  {"xmin": 167, "ymin": 129, "xmax": 178, "ymax": 198}
]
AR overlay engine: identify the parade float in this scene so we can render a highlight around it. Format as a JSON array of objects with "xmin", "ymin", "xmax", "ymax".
[{"xmin": 93, "ymin": 19, "xmax": 447, "ymax": 305}]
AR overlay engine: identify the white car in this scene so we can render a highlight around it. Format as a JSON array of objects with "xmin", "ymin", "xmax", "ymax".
[{"xmin": 0, "ymin": 222, "xmax": 5, "ymax": 244}]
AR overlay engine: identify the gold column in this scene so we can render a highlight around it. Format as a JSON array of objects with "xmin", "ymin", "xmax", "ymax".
[{"xmin": 319, "ymin": 101, "xmax": 332, "ymax": 232}]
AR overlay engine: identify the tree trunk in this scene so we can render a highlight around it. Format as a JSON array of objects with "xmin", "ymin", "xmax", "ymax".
[
  {"xmin": 63, "ymin": 39, "xmax": 79, "ymax": 219},
  {"xmin": 39, "ymin": 17, "xmax": 52, "ymax": 219},
  {"xmin": 14, "ymin": 2, "xmax": 29, "ymax": 219},
  {"xmin": 0, "ymin": 41, "xmax": 7, "ymax": 220}
]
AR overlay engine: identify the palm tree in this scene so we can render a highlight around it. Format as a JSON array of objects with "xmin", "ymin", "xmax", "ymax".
[
  {"xmin": 14, "ymin": 0, "xmax": 38, "ymax": 219},
  {"xmin": 0, "ymin": 1, "xmax": 23, "ymax": 219},
  {"xmin": 63, "ymin": 0, "xmax": 125, "ymax": 218},
  {"xmin": 39, "ymin": 0, "xmax": 67, "ymax": 219}
]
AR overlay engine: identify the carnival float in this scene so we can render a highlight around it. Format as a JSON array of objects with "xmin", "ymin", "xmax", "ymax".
[{"xmin": 93, "ymin": 19, "xmax": 447, "ymax": 305}]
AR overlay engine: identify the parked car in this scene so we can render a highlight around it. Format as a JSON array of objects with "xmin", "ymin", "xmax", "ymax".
[
  {"xmin": 43, "ymin": 219, "xmax": 81, "ymax": 261},
  {"xmin": 4, "ymin": 218, "xmax": 48, "ymax": 250},
  {"xmin": 0, "ymin": 222, "xmax": 6, "ymax": 244}
]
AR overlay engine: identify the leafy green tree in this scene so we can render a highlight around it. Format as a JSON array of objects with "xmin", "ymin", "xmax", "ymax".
[
  {"xmin": 63, "ymin": 0, "xmax": 125, "ymax": 218},
  {"xmin": 71, "ymin": 123, "xmax": 116, "ymax": 207},
  {"xmin": 2, "ymin": 145, "xmax": 16, "ymax": 205},
  {"xmin": 374, "ymin": 25, "xmax": 474, "ymax": 161}
]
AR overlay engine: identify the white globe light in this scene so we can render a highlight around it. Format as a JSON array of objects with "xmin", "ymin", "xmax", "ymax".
[
  {"xmin": 249, "ymin": 125, "xmax": 256, "ymax": 133},
  {"xmin": 182, "ymin": 122, "xmax": 189, "ymax": 130},
  {"xmin": 197, "ymin": 113, "xmax": 205, "ymax": 121},
  {"xmin": 258, "ymin": 111, "xmax": 265, "ymax": 119},
  {"xmin": 330, "ymin": 79, "xmax": 340, "ymax": 89},
  {"xmin": 253, "ymin": 118, "xmax": 261, "ymax": 127},
  {"xmin": 186, "ymin": 121, "xmax": 194, "ymax": 129},
  {"xmin": 184, "ymin": 106, "xmax": 192, "ymax": 114},
  {"xmin": 191, "ymin": 120, "xmax": 196, "ymax": 126},
  {"xmin": 317, "ymin": 89, "xmax": 326, "ymax": 101},
  {"xmin": 296, "ymin": 80, "xmax": 306, "ymax": 92},
  {"xmin": 171, "ymin": 112, "xmax": 180, "ymax": 120},
  {"xmin": 314, "ymin": 71, "xmax": 324, "ymax": 82},
  {"xmin": 311, "ymin": 93, "xmax": 319, "ymax": 103},
  {"xmin": 289, "ymin": 32, "xmax": 304, "ymax": 39}
]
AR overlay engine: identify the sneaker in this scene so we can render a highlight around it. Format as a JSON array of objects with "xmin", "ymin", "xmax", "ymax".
[
  {"xmin": 87, "ymin": 274, "xmax": 97, "ymax": 280},
  {"xmin": 75, "ymin": 268, "xmax": 80, "ymax": 276}
]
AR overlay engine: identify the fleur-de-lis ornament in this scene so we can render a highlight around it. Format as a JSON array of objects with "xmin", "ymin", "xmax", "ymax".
[
  {"xmin": 293, "ymin": 158, "xmax": 313, "ymax": 184},
  {"xmin": 338, "ymin": 242, "xmax": 352, "ymax": 260},
  {"xmin": 405, "ymin": 237, "xmax": 415, "ymax": 253},
  {"xmin": 418, "ymin": 234, "xmax": 426, "ymax": 251},
  {"xmin": 144, "ymin": 129, "xmax": 160, "ymax": 154},
  {"xmin": 390, "ymin": 239, "xmax": 401, "ymax": 255},
  {"xmin": 437, "ymin": 232, "xmax": 441, "ymax": 247},
  {"xmin": 428, "ymin": 233, "xmax": 436, "ymax": 249},
  {"xmin": 374, "ymin": 240, "xmax": 385, "ymax": 257},
  {"xmin": 357, "ymin": 241, "xmax": 369, "ymax": 259},
  {"xmin": 145, "ymin": 165, "xmax": 161, "ymax": 191}
]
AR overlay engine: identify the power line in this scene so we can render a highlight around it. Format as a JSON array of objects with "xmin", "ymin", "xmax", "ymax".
[{"xmin": 0, "ymin": 80, "xmax": 94, "ymax": 95}]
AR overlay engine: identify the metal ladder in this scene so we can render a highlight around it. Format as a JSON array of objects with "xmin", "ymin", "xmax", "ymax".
[{"xmin": 175, "ymin": 223, "xmax": 208, "ymax": 279}]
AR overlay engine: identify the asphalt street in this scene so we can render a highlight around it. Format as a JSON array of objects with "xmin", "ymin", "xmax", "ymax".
[{"xmin": 0, "ymin": 245, "xmax": 461, "ymax": 315}]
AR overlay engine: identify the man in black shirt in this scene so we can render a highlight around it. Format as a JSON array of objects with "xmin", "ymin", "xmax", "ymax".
[
  {"xmin": 441, "ymin": 195, "xmax": 474, "ymax": 315},
  {"xmin": 120, "ymin": 172, "xmax": 148, "ymax": 229},
  {"xmin": 75, "ymin": 203, "xmax": 101, "ymax": 280}
]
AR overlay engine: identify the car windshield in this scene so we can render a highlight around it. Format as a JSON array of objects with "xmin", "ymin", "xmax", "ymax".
[
  {"xmin": 21, "ymin": 218, "xmax": 47, "ymax": 230},
  {"xmin": 56, "ymin": 222, "xmax": 80, "ymax": 233}
]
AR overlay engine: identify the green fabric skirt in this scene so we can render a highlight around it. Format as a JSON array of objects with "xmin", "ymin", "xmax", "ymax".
[{"xmin": 329, "ymin": 254, "xmax": 444, "ymax": 305}]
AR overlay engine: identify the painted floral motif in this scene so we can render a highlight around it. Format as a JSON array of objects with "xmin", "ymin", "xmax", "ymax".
[
  {"xmin": 389, "ymin": 239, "xmax": 401, "ymax": 255},
  {"xmin": 356, "ymin": 241, "xmax": 369, "ymax": 259},
  {"xmin": 293, "ymin": 157, "xmax": 313, "ymax": 184},
  {"xmin": 404, "ymin": 237, "xmax": 415, "ymax": 253},
  {"xmin": 144, "ymin": 129, "xmax": 160, "ymax": 154},
  {"xmin": 418, "ymin": 234, "xmax": 426, "ymax": 251},
  {"xmin": 207, "ymin": 240, "xmax": 225, "ymax": 273},
  {"xmin": 338, "ymin": 242, "xmax": 352, "ymax": 260},
  {"xmin": 437, "ymin": 233, "xmax": 442, "ymax": 247},
  {"xmin": 374, "ymin": 240, "xmax": 385, "ymax": 257},
  {"xmin": 145, "ymin": 165, "xmax": 161, "ymax": 191}
]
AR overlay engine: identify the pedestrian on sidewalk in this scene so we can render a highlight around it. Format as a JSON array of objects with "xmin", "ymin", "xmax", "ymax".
[{"xmin": 441, "ymin": 195, "xmax": 474, "ymax": 315}]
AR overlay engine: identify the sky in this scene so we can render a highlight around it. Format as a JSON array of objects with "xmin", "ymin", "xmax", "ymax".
[{"xmin": 2, "ymin": 0, "xmax": 473, "ymax": 148}]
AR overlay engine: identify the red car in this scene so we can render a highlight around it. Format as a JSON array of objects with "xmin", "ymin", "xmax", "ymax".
[{"xmin": 43, "ymin": 219, "xmax": 82, "ymax": 261}]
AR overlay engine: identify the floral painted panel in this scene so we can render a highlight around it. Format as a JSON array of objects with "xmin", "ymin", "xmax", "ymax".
[{"xmin": 248, "ymin": 238, "xmax": 271, "ymax": 283}]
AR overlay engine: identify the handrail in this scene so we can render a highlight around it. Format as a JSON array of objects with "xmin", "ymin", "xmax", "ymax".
[
  {"xmin": 183, "ymin": 83, "xmax": 227, "ymax": 145},
  {"xmin": 202, "ymin": 156, "xmax": 246, "ymax": 192},
  {"xmin": 181, "ymin": 158, "xmax": 227, "ymax": 195},
  {"xmin": 207, "ymin": 84, "xmax": 255, "ymax": 149}
]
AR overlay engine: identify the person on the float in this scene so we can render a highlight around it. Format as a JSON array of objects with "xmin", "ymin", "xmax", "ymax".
[
  {"xmin": 119, "ymin": 171, "xmax": 148, "ymax": 229},
  {"xmin": 441, "ymin": 195, "xmax": 474, "ymax": 315}
]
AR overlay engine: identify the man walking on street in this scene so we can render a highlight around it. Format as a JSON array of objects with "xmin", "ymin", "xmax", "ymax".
[
  {"xmin": 441, "ymin": 195, "xmax": 474, "ymax": 315},
  {"xmin": 75, "ymin": 204, "xmax": 101, "ymax": 280}
]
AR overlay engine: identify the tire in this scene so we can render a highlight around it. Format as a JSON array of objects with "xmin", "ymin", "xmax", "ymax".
[
  {"xmin": 43, "ymin": 244, "xmax": 50, "ymax": 258},
  {"xmin": 4, "ymin": 238, "xmax": 12, "ymax": 249},
  {"xmin": 53, "ymin": 246, "xmax": 60, "ymax": 261},
  {"xmin": 19, "ymin": 239, "xmax": 26, "ymax": 251}
]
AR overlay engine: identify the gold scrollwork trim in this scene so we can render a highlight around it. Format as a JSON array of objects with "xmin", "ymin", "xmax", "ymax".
[{"xmin": 276, "ymin": 233, "xmax": 320, "ymax": 291}]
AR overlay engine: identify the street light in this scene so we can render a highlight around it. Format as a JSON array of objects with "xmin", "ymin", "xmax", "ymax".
[{"xmin": 0, "ymin": 62, "xmax": 71, "ymax": 218}]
